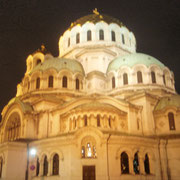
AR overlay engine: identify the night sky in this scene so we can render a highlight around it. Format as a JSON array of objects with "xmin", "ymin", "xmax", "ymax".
[{"xmin": 0, "ymin": 0, "xmax": 180, "ymax": 115}]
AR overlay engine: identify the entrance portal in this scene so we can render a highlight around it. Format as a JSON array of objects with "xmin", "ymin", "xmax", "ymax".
[{"xmin": 83, "ymin": 166, "xmax": 96, "ymax": 180}]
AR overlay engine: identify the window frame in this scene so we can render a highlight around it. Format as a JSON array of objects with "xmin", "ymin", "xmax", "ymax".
[
  {"xmin": 99, "ymin": 29, "xmax": 104, "ymax": 40},
  {"xmin": 87, "ymin": 30, "xmax": 92, "ymax": 41}
]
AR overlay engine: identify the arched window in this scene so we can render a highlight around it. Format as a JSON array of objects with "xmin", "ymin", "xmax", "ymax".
[
  {"xmin": 68, "ymin": 38, "xmax": 70, "ymax": 47},
  {"xmin": 168, "ymin": 112, "xmax": 175, "ymax": 130},
  {"xmin": 123, "ymin": 73, "xmax": 128, "ymax": 85},
  {"xmin": 84, "ymin": 115, "xmax": 87, "ymax": 126},
  {"xmin": 48, "ymin": 76, "xmax": 53, "ymax": 88},
  {"xmin": 121, "ymin": 152, "xmax": 129, "ymax": 174},
  {"xmin": 76, "ymin": 78, "xmax": 80, "ymax": 90},
  {"xmin": 97, "ymin": 115, "xmax": 100, "ymax": 127},
  {"xmin": 99, "ymin": 29, "xmax": 104, "ymax": 40},
  {"xmin": 36, "ymin": 59, "xmax": 41, "ymax": 65},
  {"xmin": 111, "ymin": 31, "xmax": 116, "ymax": 41},
  {"xmin": 82, "ymin": 146, "xmax": 85, "ymax": 158},
  {"xmin": 0, "ymin": 158, "xmax": 3, "ymax": 178},
  {"xmin": 122, "ymin": 34, "xmax": 125, "ymax": 44},
  {"xmin": 87, "ymin": 30, "xmax": 92, "ymax": 41},
  {"xmin": 151, "ymin": 71, "xmax": 156, "ymax": 83},
  {"xmin": 144, "ymin": 154, "xmax": 150, "ymax": 174},
  {"xmin": 52, "ymin": 154, "xmax": 59, "ymax": 175},
  {"xmin": 133, "ymin": 152, "xmax": 140, "ymax": 174},
  {"xmin": 137, "ymin": 71, "xmax": 143, "ymax": 83},
  {"xmin": 6, "ymin": 112, "xmax": 21, "ymax": 141},
  {"xmin": 81, "ymin": 143, "xmax": 97, "ymax": 158},
  {"xmin": 163, "ymin": 74, "xmax": 166, "ymax": 85},
  {"xmin": 43, "ymin": 155, "xmax": 48, "ymax": 176},
  {"xmin": 36, "ymin": 77, "xmax": 40, "ymax": 89},
  {"xmin": 76, "ymin": 33, "xmax": 80, "ymax": 44},
  {"xmin": 108, "ymin": 117, "xmax": 111, "ymax": 128},
  {"xmin": 62, "ymin": 76, "xmax": 67, "ymax": 88},
  {"xmin": 28, "ymin": 82, "xmax": 30, "ymax": 90},
  {"xmin": 112, "ymin": 76, "xmax": 115, "ymax": 89},
  {"xmin": 36, "ymin": 157, "xmax": 40, "ymax": 176}
]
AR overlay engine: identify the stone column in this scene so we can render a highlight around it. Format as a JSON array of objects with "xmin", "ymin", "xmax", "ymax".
[
  {"xmin": 129, "ymin": 157, "xmax": 134, "ymax": 174},
  {"xmin": 159, "ymin": 139, "xmax": 168, "ymax": 180},
  {"xmin": 47, "ymin": 157, "xmax": 51, "ymax": 176},
  {"xmin": 39, "ymin": 159, "xmax": 43, "ymax": 176},
  {"xmin": 139, "ymin": 156, "xmax": 145, "ymax": 175}
]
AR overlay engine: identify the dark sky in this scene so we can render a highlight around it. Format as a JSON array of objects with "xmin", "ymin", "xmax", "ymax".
[{"xmin": 0, "ymin": 0, "xmax": 180, "ymax": 114}]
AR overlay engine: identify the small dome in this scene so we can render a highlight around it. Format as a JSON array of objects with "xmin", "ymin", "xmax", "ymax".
[
  {"xmin": 155, "ymin": 95, "xmax": 180, "ymax": 111},
  {"xmin": 107, "ymin": 53, "xmax": 165, "ymax": 73},
  {"xmin": 69, "ymin": 13, "xmax": 124, "ymax": 29},
  {"xmin": 30, "ymin": 57, "xmax": 85, "ymax": 75}
]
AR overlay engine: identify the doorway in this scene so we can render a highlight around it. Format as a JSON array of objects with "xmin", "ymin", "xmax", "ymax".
[{"xmin": 83, "ymin": 166, "xmax": 96, "ymax": 180}]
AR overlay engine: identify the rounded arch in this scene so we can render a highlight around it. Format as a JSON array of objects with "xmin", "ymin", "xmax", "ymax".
[
  {"xmin": 39, "ymin": 152, "xmax": 50, "ymax": 162},
  {"xmin": 75, "ymin": 127, "xmax": 103, "ymax": 146},
  {"xmin": 142, "ymin": 148, "xmax": 155, "ymax": 160},
  {"xmin": 4, "ymin": 111, "xmax": 21, "ymax": 142},
  {"xmin": 116, "ymin": 147, "xmax": 133, "ymax": 159},
  {"xmin": 49, "ymin": 149, "xmax": 64, "ymax": 161}
]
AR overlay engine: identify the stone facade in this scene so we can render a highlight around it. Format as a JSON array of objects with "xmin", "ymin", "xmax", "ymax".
[{"xmin": 0, "ymin": 11, "xmax": 180, "ymax": 180}]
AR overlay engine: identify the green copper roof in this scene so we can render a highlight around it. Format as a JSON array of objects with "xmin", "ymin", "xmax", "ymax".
[
  {"xmin": 107, "ymin": 53, "xmax": 165, "ymax": 73},
  {"xmin": 30, "ymin": 57, "xmax": 85, "ymax": 75},
  {"xmin": 155, "ymin": 95, "xmax": 180, "ymax": 111},
  {"xmin": 7, "ymin": 97, "xmax": 33, "ymax": 113},
  {"xmin": 69, "ymin": 13, "xmax": 124, "ymax": 29}
]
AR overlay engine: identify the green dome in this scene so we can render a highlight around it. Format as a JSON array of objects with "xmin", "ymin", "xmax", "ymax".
[
  {"xmin": 30, "ymin": 57, "xmax": 85, "ymax": 75},
  {"xmin": 69, "ymin": 13, "xmax": 124, "ymax": 29},
  {"xmin": 107, "ymin": 53, "xmax": 165, "ymax": 73},
  {"xmin": 155, "ymin": 95, "xmax": 180, "ymax": 111}
]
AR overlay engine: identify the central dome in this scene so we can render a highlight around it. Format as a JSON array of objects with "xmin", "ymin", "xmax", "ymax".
[{"xmin": 69, "ymin": 13, "xmax": 124, "ymax": 29}]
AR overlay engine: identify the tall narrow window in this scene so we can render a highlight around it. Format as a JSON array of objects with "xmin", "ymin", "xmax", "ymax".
[
  {"xmin": 121, "ymin": 152, "xmax": 129, "ymax": 174},
  {"xmin": 122, "ymin": 34, "xmax": 125, "ymax": 44},
  {"xmin": 0, "ymin": 158, "xmax": 3, "ymax": 178},
  {"xmin": 84, "ymin": 115, "xmax": 87, "ymax": 126},
  {"xmin": 112, "ymin": 76, "xmax": 115, "ymax": 89},
  {"xmin": 123, "ymin": 73, "xmax": 128, "ymax": 85},
  {"xmin": 62, "ymin": 76, "xmax": 67, "ymax": 88},
  {"xmin": 36, "ymin": 157, "xmax": 40, "ymax": 176},
  {"xmin": 36, "ymin": 77, "xmax": 40, "ymax": 89},
  {"xmin": 137, "ymin": 71, "xmax": 143, "ymax": 83},
  {"xmin": 76, "ymin": 78, "xmax": 80, "ymax": 90},
  {"xmin": 151, "ymin": 71, "xmax": 156, "ymax": 83},
  {"xmin": 48, "ymin": 75, "xmax": 53, "ymax": 88},
  {"xmin": 36, "ymin": 59, "xmax": 41, "ymax": 65},
  {"xmin": 76, "ymin": 33, "xmax": 80, "ymax": 44},
  {"xmin": 111, "ymin": 31, "xmax": 116, "ymax": 41},
  {"xmin": 53, "ymin": 154, "xmax": 59, "ymax": 175},
  {"xmin": 43, "ymin": 155, "xmax": 48, "ymax": 176},
  {"xmin": 133, "ymin": 152, "xmax": 140, "ymax": 174},
  {"xmin": 99, "ymin": 29, "xmax": 104, "ymax": 40},
  {"xmin": 82, "ymin": 146, "xmax": 85, "ymax": 158},
  {"xmin": 144, "ymin": 154, "xmax": 150, "ymax": 174},
  {"xmin": 97, "ymin": 115, "xmax": 100, "ymax": 127},
  {"xmin": 87, "ymin": 30, "xmax": 92, "ymax": 41},
  {"xmin": 163, "ymin": 74, "xmax": 166, "ymax": 85},
  {"xmin": 108, "ymin": 117, "xmax": 111, "ymax": 128},
  {"xmin": 68, "ymin": 38, "xmax": 70, "ymax": 47},
  {"xmin": 168, "ymin": 112, "xmax": 175, "ymax": 130}
]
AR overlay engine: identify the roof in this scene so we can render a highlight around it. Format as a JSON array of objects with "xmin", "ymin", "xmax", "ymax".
[
  {"xmin": 154, "ymin": 95, "xmax": 180, "ymax": 111},
  {"xmin": 7, "ymin": 97, "xmax": 33, "ymax": 113},
  {"xmin": 30, "ymin": 57, "xmax": 85, "ymax": 75},
  {"xmin": 107, "ymin": 53, "xmax": 165, "ymax": 73},
  {"xmin": 69, "ymin": 13, "xmax": 124, "ymax": 30}
]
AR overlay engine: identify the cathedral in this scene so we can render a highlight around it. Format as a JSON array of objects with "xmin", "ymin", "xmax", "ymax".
[{"xmin": 0, "ymin": 10, "xmax": 180, "ymax": 180}]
